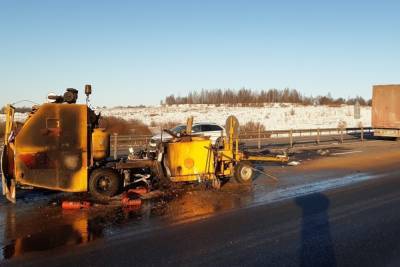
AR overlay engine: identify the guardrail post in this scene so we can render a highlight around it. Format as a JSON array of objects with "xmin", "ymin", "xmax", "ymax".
[
  {"xmin": 258, "ymin": 126, "xmax": 261, "ymax": 150},
  {"xmin": 317, "ymin": 128, "xmax": 320, "ymax": 145},
  {"xmin": 361, "ymin": 124, "xmax": 364, "ymax": 142},
  {"xmin": 113, "ymin": 133, "xmax": 118, "ymax": 160},
  {"xmin": 340, "ymin": 128, "xmax": 343, "ymax": 143},
  {"xmin": 289, "ymin": 129, "xmax": 293, "ymax": 148}
]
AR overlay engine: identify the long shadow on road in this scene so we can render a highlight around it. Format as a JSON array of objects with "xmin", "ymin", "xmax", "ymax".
[{"xmin": 295, "ymin": 193, "xmax": 336, "ymax": 267}]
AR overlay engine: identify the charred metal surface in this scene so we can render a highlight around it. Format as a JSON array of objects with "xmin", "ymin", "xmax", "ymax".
[
  {"xmin": 14, "ymin": 103, "xmax": 89, "ymax": 191},
  {"xmin": 372, "ymin": 84, "xmax": 400, "ymax": 128}
]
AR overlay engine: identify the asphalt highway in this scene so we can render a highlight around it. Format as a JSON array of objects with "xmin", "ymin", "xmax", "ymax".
[{"xmin": 5, "ymin": 167, "xmax": 400, "ymax": 266}]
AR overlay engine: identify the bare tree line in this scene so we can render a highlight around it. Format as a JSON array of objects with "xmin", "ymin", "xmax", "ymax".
[{"xmin": 162, "ymin": 88, "xmax": 371, "ymax": 106}]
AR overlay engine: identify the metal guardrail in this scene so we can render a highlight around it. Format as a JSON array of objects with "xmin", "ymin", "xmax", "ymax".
[
  {"xmin": 110, "ymin": 127, "xmax": 373, "ymax": 156},
  {"xmin": 0, "ymin": 126, "xmax": 377, "ymax": 174},
  {"xmin": 0, "ymin": 126, "xmax": 374, "ymax": 155}
]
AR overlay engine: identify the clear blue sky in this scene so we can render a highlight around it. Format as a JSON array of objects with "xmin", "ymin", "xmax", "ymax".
[{"xmin": 1, "ymin": 0, "xmax": 399, "ymax": 107}]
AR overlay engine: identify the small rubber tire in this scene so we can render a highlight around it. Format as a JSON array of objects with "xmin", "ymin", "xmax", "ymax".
[
  {"xmin": 89, "ymin": 168, "xmax": 121, "ymax": 201},
  {"xmin": 234, "ymin": 162, "xmax": 254, "ymax": 184}
]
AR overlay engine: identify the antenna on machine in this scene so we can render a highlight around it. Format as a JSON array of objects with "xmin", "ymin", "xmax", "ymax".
[{"xmin": 85, "ymin": 84, "xmax": 92, "ymax": 105}]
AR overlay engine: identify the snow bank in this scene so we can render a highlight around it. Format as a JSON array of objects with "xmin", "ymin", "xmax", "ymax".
[
  {"xmin": 0, "ymin": 104, "xmax": 371, "ymax": 131},
  {"xmin": 0, "ymin": 112, "xmax": 29, "ymax": 123},
  {"xmin": 98, "ymin": 103, "xmax": 371, "ymax": 130}
]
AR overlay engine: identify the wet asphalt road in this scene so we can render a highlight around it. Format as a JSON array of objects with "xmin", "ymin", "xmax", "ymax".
[{"xmin": 5, "ymin": 166, "xmax": 400, "ymax": 267}]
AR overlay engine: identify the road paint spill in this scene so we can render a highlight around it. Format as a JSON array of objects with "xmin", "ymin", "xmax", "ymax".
[
  {"xmin": 331, "ymin": 150, "xmax": 363, "ymax": 156},
  {"xmin": 253, "ymin": 172, "xmax": 381, "ymax": 205}
]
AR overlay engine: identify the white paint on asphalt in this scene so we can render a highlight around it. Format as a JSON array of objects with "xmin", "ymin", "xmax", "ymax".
[
  {"xmin": 331, "ymin": 150, "xmax": 363, "ymax": 156},
  {"xmin": 253, "ymin": 172, "xmax": 381, "ymax": 205}
]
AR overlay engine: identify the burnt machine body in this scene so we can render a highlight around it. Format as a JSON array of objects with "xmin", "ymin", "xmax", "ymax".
[
  {"xmin": 14, "ymin": 103, "xmax": 92, "ymax": 191},
  {"xmin": 2, "ymin": 87, "xmax": 112, "ymax": 202}
]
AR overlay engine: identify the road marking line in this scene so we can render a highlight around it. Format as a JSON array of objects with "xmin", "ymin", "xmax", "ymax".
[{"xmin": 331, "ymin": 150, "xmax": 362, "ymax": 156}]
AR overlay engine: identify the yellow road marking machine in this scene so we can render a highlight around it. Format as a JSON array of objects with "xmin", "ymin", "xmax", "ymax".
[{"xmin": 1, "ymin": 86, "xmax": 288, "ymax": 202}]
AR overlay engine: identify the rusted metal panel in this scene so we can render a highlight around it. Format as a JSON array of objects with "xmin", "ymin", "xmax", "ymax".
[
  {"xmin": 372, "ymin": 84, "xmax": 400, "ymax": 129},
  {"xmin": 14, "ymin": 103, "xmax": 89, "ymax": 192}
]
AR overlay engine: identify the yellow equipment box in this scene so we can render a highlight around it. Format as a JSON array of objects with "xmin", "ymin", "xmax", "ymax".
[{"xmin": 166, "ymin": 136, "xmax": 215, "ymax": 182}]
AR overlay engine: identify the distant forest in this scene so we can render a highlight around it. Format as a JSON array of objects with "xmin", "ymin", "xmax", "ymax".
[{"xmin": 162, "ymin": 88, "xmax": 371, "ymax": 106}]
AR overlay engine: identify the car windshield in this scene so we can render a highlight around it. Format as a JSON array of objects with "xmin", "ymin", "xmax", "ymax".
[{"xmin": 171, "ymin": 125, "xmax": 186, "ymax": 134}]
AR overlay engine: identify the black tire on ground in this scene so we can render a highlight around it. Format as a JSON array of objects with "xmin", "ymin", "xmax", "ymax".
[
  {"xmin": 234, "ymin": 162, "xmax": 254, "ymax": 184},
  {"xmin": 89, "ymin": 168, "xmax": 121, "ymax": 201}
]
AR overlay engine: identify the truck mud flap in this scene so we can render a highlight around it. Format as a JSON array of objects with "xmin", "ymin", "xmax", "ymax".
[{"xmin": 1, "ymin": 145, "xmax": 16, "ymax": 203}]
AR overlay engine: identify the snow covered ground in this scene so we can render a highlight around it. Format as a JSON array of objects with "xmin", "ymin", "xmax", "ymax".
[
  {"xmin": 99, "ymin": 104, "xmax": 371, "ymax": 130},
  {"xmin": 0, "ymin": 112, "xmax": 29, "ymax": 123},
  {"xmin": 0, "ymin": 104, "xmax": 371, "ymax": 131}
]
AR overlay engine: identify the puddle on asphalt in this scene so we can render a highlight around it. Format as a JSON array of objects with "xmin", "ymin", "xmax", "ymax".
[
  {"xmin": 1, "ymin": 210, "xmax": 100, "ymax": 260},
  {"xmin": 0, "ymin": 184, "xmax": 253, "ymax": 261}
]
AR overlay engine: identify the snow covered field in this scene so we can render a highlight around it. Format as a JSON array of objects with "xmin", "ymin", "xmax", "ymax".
[
  {"xmin": 0, "ymin": 112, "xmax": 29, "ymax": 123},
  {"xmin": 0, "ymin": 104, "xmax": 371, "ymax": 131},
  {"xmin": 100, "ymin": 104, "xmax": 371, "ymax": 130}
]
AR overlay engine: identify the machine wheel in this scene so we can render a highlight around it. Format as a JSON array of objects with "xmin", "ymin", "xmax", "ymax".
[
  {"xmin": 234, "ymin": 162, "xmax": 254, "ymax": 183},
  {"xmin": 89, "ymin": 168, "xmax": 121, "ymax": 201}
]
